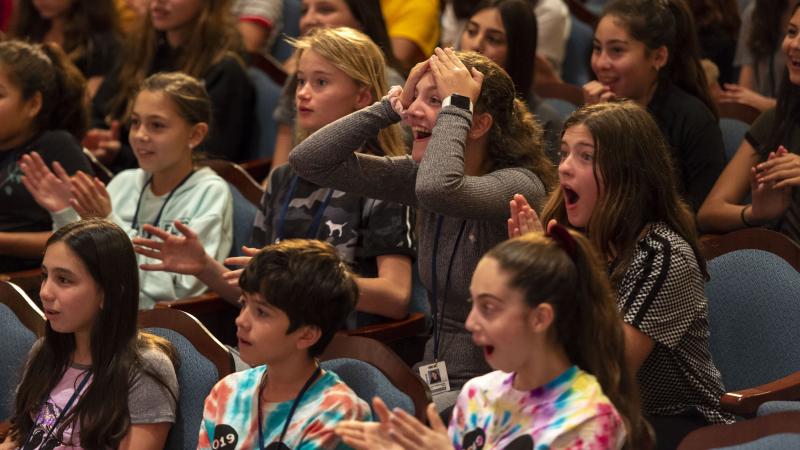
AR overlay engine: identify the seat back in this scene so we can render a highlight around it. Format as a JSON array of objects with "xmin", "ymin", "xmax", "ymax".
[
  {"xmin": 321, "ymin": 334, "xmax": 431, "ymax": 422},
  {"xmin": 719, "ymin": 118, "xmax": 750, "ymax": 162},
  {"xmin": 705, "ymin": 249, "xmax": 800, "ymax": 392},
  {"xmin": 271, "ymin": 0, "xmax": 301, "ymax": 61},
  {"xmin": 320, "ymin": 358, "xmax": 414, "ymax": 417},
  {"xmin": 561, "ymin": 16, "xmax": 594, "ymax": 86},
  {"xmin": 139, "ymin": 309, "xmax": 234, "ymax": 450},
  {"xmin": 228, "ymin": 183, "xmax": 258, "ymax": 258},
  {"xmin": 0, "ymin": 281, "xmax": 45, "ymax": 419},
  {"xmin": 246, "ymin": 66, "xmax": 283, "ymax": 160}
]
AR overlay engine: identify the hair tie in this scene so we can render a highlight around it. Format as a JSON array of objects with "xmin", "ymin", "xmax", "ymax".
[{"xmin": 547, "ymin": 223, "xmax": 578, "ymax": 262}]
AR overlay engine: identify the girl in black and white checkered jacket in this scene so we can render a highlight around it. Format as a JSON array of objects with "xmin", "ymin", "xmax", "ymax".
[{"xmin": 510, "ymin": 101, "xmax": 734, "ymax": 450}]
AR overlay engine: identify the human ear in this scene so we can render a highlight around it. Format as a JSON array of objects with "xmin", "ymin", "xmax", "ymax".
[
  {"xmin": 653, "ymin": 45, "xmax": 668, "ymax": 71},
  {"xmin": 354, "ymin": 85, "xmax": 373, "ymax": 110},
  {"xmin": 188, "ymin": 122, "xmax": 209, "ymax": 149},
  {"xmin": 294, "ymin": 325, "xmax": 322, "ymax": 351},
  {"xmin": 468, "ymin": 111, "xmax": 493, "ymax": 140},
  {"xmin": 527, "ymin": 303, "xmax": 555, "ymax": 333},
  {"xmin": 25, "ymin": 92, "xmax": 43, "ymax": 120}
]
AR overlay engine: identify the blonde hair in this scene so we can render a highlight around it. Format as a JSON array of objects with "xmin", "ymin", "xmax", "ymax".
[{"xmin": 290, "ymin": 27, "xmax": 406, "ymax": 157}]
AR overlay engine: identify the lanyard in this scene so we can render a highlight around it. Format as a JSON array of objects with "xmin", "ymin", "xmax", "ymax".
[
  {"xmin": 25, "ymin": 369, "xmax": 91, "ymax": 447},
  {"xmin": 275, "ymin": 176, "xmax": 334, "ymax": 242},
  {"xmin": 257, "ymin": 365, "xmax": 322, "ymax": 449},
  {"xmin": 430, "ymin": 216, "xmax": 467, "ymax": 361},
  {"xmin": 131, "ymin": 171, "xmax": 195, "ymax": 234}
]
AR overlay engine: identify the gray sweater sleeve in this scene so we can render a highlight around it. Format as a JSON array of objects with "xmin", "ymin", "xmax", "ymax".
[
  {"xmin": 290, "ymin": 98, "xmax": 547, "ymax": 219},
  {"xmin": 416, "ymin": 105, "xmax": 547, "ymax": 220},
  {"xmin": 289, "ymin": 99, "xmax": 420, "ymax": 206}
]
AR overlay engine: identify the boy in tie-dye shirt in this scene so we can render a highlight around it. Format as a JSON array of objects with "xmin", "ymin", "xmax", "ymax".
[
  {"xmin": 197, "ymin": 240, "xmax": 371, "ymax": 450},
  {"xmin": 449, "ymin": 366, "xmax": 625, "ymax": 449}
]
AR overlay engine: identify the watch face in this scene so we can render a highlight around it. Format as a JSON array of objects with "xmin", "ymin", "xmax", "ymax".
[{"xmin": 451, "ymin": 94, "xmax": 471, "ymax": 110}]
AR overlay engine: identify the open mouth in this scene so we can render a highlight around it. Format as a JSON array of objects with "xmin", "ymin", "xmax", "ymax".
[
  {"xmin": 790, "ymin": 57, "xmax": 800, "ymax": 69},
  {"xmin": 484, "ymin": 345, "xmax": 495, "ymax": 357},
  {"xmin": 413, "ymin": 127, "xmax": 432, "ymax": 140},
  {"xmin": 563, "ymin": 186, "xmax": 580, "ymax": 205}
]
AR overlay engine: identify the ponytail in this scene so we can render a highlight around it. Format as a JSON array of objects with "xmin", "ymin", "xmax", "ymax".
[
  {"xmin": 0, "ymin": 40, "xmax": 88, "ymax": 140},
  {"xmin": 487, "ymin": 231, "xmax": 653, "ymax": 450},
  {"xmin": 602, "ymin": 0, "xmax": 717, "ymax": 118}
]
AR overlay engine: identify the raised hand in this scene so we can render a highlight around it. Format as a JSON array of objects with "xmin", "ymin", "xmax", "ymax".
[
  {"xmin": 429, "ymin": 47, "xmax": 483, "ymax": 105},
  {"xmin": 395, "ymin": 59, "xmax": 431, "ymax": 111},
  {"xmin": 749, "ymin": 150, "xmax": 792, "ymax": 224},
  {"xmin": 720, "ymin": 84, "xmax": 776, "ymax": 111},
  {"xmin": 385, "ymin": 403, "xmax": 452, "ymax": 450},
  {"xmin": 69, "ymin": 171, "xmax": 111, "ymax": 218},
  {"xmin": 336, "ymin": 397, "xmax": 403, "ymax": 450},
  {"xmin": 82, "ymin": 120, "xmax": 121, "ymax": 165},
  {"xmin": 755, "ymin": 146, "xmax": 800, "ymax": 188},
  {"xmin": 582, "ymin": 80, "xmax": 615, "ymax": 105},
  {"xmin": 508, "ymin": 194, "xmax": 546, "ymax": 238},
  {"xmin": 134, "ymin": 221, "xmax": 209, "ymax": 275},
  {"xmin": 19, "ymin": 151, "xmax": 74, "ymax": 212},
  {"xmin": 221, "ymin": 246, "xmax": 261, "ymax": 286}
]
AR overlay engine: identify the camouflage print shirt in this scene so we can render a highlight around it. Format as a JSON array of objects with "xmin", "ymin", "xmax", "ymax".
[{"xmin": 251, "ymin": 164, "xmax": 416, "ymax": 277}]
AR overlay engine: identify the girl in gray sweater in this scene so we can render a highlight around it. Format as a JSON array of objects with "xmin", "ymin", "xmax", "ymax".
[{"xmin": 290, "ymin": 48, "xmax": 554, "ymax": 407}]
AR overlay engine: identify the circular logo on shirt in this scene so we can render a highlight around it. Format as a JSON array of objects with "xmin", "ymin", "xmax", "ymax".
[
  {"xmin": 506, "ymin": 434, "xmax": 534, "ymax": 450},
  {"xmin": 462, "ymin": 428, "xmax": 486, "ymax": 450},
  {"xmin": 211, "ymin": 425, "xmax": 238, "ymax": 449}
]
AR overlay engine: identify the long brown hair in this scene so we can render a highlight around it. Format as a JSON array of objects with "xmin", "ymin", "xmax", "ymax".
[
  {"xmin": 105, "ymin": 0, "xmax": 242, "ymax": 121},
  {"xmin": 457, "ymin": 51, "xmax": 556, "ymax": 189},
  {"xmin": 10, "ymin": 219, "xmax": 177, "ymax": 449},
  {"xmin": 290, "ymin": 27, "xmax": 406, "ymax": 156},
  {"xmin": 542, "ymin": 101, "xmax": 705, "ymax": 287},
  {"xmin": 486, "ymin": 231, "xmax": 652, "ymax": 449}
]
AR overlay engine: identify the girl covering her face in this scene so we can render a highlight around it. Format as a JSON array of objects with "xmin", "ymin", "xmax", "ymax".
[{"xmin": 290, "ymin": 48, "xmax": 555, "ymax": 409}]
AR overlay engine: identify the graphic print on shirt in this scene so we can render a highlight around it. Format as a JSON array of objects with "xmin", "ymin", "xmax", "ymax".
[
  {"xmin": 461, "ymin": 428, "xmax": 534, "ymax": 450},
  {"xmin": 25, "ymin": 401, "xmax": 68, "ymax": 450},
  {"xmin": 211, "ymin": 424, "xmax": 239, "ymax": 449}
]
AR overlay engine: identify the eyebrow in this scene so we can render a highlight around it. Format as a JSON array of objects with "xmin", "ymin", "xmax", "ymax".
[
  {"xmin": 42, "ymin": 266, "xmax": 76, "ymax": 277},
  {"xmin": 474, "ymin": 293, "xmax": 505, "ymax": 302},
  {"xmin": 131, "ymin": 112, "xmax": 169, "ymax": 121},
  {"xmin": 596, "ymin": 38, "xmax": 629, "ymax": 46},
  {"xmin": 297, "ymin": 69, "xmax": 334, "ymax": 77}
]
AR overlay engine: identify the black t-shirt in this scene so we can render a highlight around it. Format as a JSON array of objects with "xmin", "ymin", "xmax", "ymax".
[
  {"xmin": 0, "ymin": 130, "xmax": 92, "ymax": 271},
  {"xmin": 91, "ymin": 38, "xmax": 255, "ymax": 172},
  {"xmin": 648, "ymin": 83, "xmax": 726, "ymax": 211},
  {"xmin": 73, "ymin": 32, "xmax": 121, "ymax": 78}
]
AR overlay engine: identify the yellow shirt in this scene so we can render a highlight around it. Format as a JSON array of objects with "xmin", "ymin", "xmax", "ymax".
[{"xmin": 380, "ymin": 0, "xmax": 441, "ymax": 57}]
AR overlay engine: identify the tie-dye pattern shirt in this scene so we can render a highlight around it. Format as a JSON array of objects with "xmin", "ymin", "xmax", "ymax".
[
  {"xmin": 448, "ymin": 366, "xmax": 625, "ymax": 450},
  {"xmin": 198, "ymin": 366, "xmax": 371, "ymax": 450}
]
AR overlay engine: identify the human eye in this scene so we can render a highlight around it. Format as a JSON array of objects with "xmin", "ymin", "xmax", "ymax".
[
  {"xmin": 608, "ymin": 46, "xmax": 625, "ymax": 56},
  {"xmin": 581, "ymin": 151, "xmax": 594, "ymax": 162},
  {"xmin": 591, "ymin": 41, "xmax": 601, "ymax": 53},
  {"xmin": 129, "ymin": 117, "xmax": 141, "ymax": 128},
  {"xmin": 487, "ymin": 34, "xmax": 506, "ymax": 46},
  {"xmin": 558, "ymin": 148, "xmax": 569, "ymax": 162},
  {"xmin": 788, "ymin": 26, "xmax": 798, "ymax": 38},
  {"xmin": 430, "ymin": 95, "xmax": 441, "ymax": 105},
  {"xmin": 316, "ymin": 78, "xmax": 328, "ymax": 87},
  {"xmin": 150, "ymin": 120, "xmax": 166, "ymax": 130}
]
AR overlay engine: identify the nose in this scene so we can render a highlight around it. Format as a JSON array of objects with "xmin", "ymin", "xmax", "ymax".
[
  {"xmin": 234, "ymin": 306, "xmax": 249, "ymax": 330},
  {"xmin": 462, "ymin": 33, "xmax": 483, "ymax": 54},
  {"xmin": 593, "ymin": 48, "xmax": 611, "ymax": 70},
  {"xmin": 296, "ymin": 81, "xmax": 311, "ymax": 101},
  {"xmin": 406, "ymin": 96, "xmax": 426, "ymax": 120},
  {"xmin": 464, "ymin": 303, "xmax": 479, "ymax": 333},
  {"xmin": 39, "ymin": 276, "xmax": 54, "ymax": 304},
  {"xmin": 558, "ymin": 153, "xmax": 575, "ymax": 178},
  {"xmin": 299, "ymin": 11, "xmax": 319, "ymax": 35}
]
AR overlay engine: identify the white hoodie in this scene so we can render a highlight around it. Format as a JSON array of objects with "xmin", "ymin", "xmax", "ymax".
[{"xmin": 54, "ymin": 166, "xmax": 233, "ymax": 309}]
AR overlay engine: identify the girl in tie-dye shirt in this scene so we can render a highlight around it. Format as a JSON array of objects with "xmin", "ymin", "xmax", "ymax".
[{"xmin": 336, "ymin": 230, "xmax": 652, "ymax": 449}]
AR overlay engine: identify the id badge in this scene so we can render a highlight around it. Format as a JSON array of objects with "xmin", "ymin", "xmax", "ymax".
[{"xmin": 418, "ymin": 361, "xmax": 451, "ymax": 394}]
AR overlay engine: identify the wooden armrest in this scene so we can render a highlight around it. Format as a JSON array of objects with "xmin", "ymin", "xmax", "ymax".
[
  {"xmin": 154, "ymin": 292, "xmax": 236, "ymax": 316},
  {"xmin": 347, "ymin": 312, "xmax": 427, "ymax": 343},
  {"xmin": 240, "ymin": 157, "xmax": 272, "ymax": 183},
  {"xmin": 721, "ymin": 371, "xmax": 800, "ymax": 417},
  {"xmin": 678, "ymin": 411, "xmax": 800, "ymax": 450}
]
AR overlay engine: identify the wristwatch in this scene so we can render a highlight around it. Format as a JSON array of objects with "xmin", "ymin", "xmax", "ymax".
[{"xmin": 442, "ymin": 93, "xmax": 474, "ymax": 114}]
